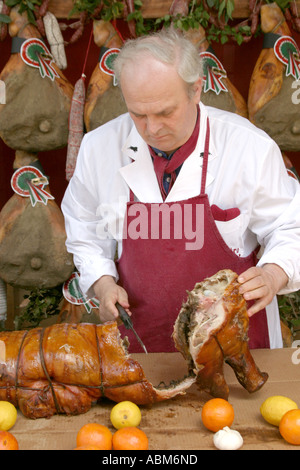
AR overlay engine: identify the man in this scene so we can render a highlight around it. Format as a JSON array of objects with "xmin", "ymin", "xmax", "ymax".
[{"xmin": 62, "ymin": 28, "xmax": 300, "ymax": 352}]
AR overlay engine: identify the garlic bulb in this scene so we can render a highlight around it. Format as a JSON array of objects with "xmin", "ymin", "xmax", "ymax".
[{"xmin": 213, "ymin": 426, "xmax": 243, "ymax": 450}]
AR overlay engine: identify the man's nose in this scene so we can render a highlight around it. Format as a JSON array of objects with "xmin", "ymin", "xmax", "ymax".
[{"xmin": 146, "ymin": 116, "xmax": 163, "ymax": 135}]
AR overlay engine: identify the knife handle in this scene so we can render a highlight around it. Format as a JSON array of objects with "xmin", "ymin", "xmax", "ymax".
[{"xmin": 116, "ymin": 303, "xmax": 132, "ymax": 329}]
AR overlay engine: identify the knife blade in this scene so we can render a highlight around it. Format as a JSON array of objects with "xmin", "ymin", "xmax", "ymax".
[{"xmin": 116, "ymin": 303, "xmax": 148, "ymax": 354}]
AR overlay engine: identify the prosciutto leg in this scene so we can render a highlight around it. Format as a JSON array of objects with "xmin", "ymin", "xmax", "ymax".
[{"xmin": 173, "ymin": 270, "xmax": 268, "ymax": 399}]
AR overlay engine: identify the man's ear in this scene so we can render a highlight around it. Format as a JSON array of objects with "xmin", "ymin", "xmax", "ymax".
[{"xmin": 193, "ymin": 77, "xmax": 203, "ymax": 103}]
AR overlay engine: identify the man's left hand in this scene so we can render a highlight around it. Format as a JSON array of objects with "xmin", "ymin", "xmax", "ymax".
[{"xmin": 238, "ymin": 264, "xmax": 288, "ymax": 316}]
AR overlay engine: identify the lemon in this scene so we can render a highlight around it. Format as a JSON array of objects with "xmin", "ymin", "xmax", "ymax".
[
  {"xmin": 260, "ymin": 396, "xmax": 298, "ymax": 426},
  {"xmin": 110, "ymin": 401, "xmax": 142, "ymax": 429},
  {"xmin": 0, "ymin": 401, "xmax": 17, "ymax": 431}
]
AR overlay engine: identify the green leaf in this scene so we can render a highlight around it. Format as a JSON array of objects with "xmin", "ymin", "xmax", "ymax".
[
  {"xmin": 236, "ymin": 33, "xmax": 244, "ymax": 45},
  {"xmin": 226, "ymin": 0, "xmax": 235, "ymax": 19},
  {"xmin": 273, "ymin": 0, "xmax": 291, "ymax": 10},
  {"xmin": 0, "ymin": 14, "xmax": 11, "ymax": 23},
  {"xmin": 15, "ymin": 285, "xmax": 63, "ymax": 329},
  {"xmin": 220, "ymin": 33, "xmax": 228, "ymax": 44},
  {"xmin": 218, "ymin": 0, "xmax": 226, "ymax": 18},
  {"xmin": 207, "ymin": 0, "xmax": 217, "ymax": 8},
  {"xmin": 175, "ymin": 19, "xmax": 182, "ymax": 29},
  {"xmin": 26, "ymin": 0, "xmax": 35, "ymax": 10},
  {"xmin": 291, "ymin": 317, "xmax": 300, "ymax": 327},
  {"xmin": 239, "ymin": 25, "xmax": 251, "ymax": 34},
  {"xmin": 4, "ymin": 0, "xmax": 20, "ymax": 6}
]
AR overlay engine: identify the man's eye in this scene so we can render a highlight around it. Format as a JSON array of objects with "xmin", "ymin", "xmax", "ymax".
[{"xmin": 161, "ymin": 110, "xmax": 173, "ymax": 117}]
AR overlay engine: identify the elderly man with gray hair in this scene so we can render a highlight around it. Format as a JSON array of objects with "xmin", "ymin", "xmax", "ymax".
[{"xmin": 62, "ymin": 28, "xmax": 300, "ymax": 352}]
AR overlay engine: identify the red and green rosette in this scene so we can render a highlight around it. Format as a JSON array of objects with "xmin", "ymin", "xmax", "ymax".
[
  {"xmin": 11, "ymin": 166, "xmax": 54, "ymax": 207},
  {"xmin": 274, "ymin": 36, "xmax": 300, "ymax": 80},
  {"xmin": 20, "ymin": 38, "xmax": 59, "ymax": 81},
  {"xmin": 199, "ymin": 51, "xmax": 228, "ymax": 95},
  {"xmin": 63, "ymin": 272, "xmax": 100, "ymax": 314},
  {"xmin": 99, "ymin": 47, "xmax": 121, "ymax": 85}
]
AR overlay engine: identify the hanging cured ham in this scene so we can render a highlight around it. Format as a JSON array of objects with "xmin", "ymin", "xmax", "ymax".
[
  {"xmin": 185, "ymin": 26, "xmax": 248, "ymax": 117},
  {"xmin": 0, "ymin": 7, "xmax": 74, "ymax": 290},
  {"xmin": 0, "ymin": 152, "xmax": 74, "ymax": 289},
  {"xmin": 167, "ymin": 0, "xmax": 247, "ymax": 117},
  {"xmin": 0, "ymin": 6, "xmax": 73, "ymax": 152},
  {"xmin": 84, "ymin": 20, "xmax": 127, "ymax": 132},
  {"xmin": 248, "ymin": 3, "xmax": 300, "ymax": 151}
]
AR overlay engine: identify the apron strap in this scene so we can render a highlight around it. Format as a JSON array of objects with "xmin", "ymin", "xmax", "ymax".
[{"xmin": 200, "ymin": 117, "xmax": 210, "ymax": 195}]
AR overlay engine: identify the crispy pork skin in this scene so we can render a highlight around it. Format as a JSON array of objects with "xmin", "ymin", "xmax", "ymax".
[
  {"xmin": 0, "ymin": 322, "xmax": 195, "ymax": 419},
  {"xmin": 173, "ymin": 270, "xmax": 268, "ymax": 399}
]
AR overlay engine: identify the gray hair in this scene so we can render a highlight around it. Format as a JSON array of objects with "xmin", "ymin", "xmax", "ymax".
[{"xmin": 113, "ymin": 28, "xmax": 203, "ymax": 97}]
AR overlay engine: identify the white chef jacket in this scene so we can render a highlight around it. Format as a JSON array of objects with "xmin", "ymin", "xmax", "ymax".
[{"xmin": 61, "ymin": 103, "xmax": 300, "ymax": 349}]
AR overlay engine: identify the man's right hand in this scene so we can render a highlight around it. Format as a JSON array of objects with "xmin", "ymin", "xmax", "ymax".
[{"xmin": 92, "ymin": 275, "xmax": 131, "ymax": 323}]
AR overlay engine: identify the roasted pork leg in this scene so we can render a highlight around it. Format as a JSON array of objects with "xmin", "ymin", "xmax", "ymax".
[{"xmin": 173, "ymin": 269, "xmax": 268, "ymax": 399}]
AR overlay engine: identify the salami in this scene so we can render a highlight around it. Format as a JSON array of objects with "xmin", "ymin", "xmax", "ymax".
[{"xmin": 66, "ymin": 75, "xmax": 86, "ymax": 181}]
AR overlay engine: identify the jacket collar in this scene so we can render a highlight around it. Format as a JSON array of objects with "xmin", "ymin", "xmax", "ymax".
[{"xmin": 119, "ymin": 102, "xmax": 216, "ymax": 203}]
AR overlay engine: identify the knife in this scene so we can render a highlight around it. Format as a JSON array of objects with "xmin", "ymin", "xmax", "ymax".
[{"xmin": 116, "ymin": 303, "xmax": 148, "ymax": 354}]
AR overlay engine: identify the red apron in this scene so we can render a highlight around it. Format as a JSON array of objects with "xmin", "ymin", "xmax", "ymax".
[{"xmin": 117, "ymin": 119, "xmax": 270, "ymax": 352}]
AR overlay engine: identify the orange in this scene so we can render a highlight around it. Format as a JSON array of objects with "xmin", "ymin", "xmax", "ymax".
[
  {"xmin": 0, "ymin": 431, "xmax": 19, "ymax": 450},
  {"xmin": 112, "ymin": 427, "xmax": 149, "ymax": 450},
  {"xmin": 76, "ymin": 423, "xmax": 113, "ymax": 450},
  {"xmin": 74, "ymin": 445, "xmax": 102, "ymax": 450},
  {"xmin": 201, "ymin": 398, "xmax": 234, "ymax": 432},
  {"xmin": 279, "ymin": 409, "xmax": 300, "ymax": 445}
]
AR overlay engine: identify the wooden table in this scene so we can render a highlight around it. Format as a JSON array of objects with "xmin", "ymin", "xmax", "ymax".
[{"xmin": 10, "ymin": 348, "xmax": 300, "ymax": 450}]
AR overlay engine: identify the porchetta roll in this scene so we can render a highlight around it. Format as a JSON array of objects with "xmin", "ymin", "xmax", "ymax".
[{"xmin": 0, "ymin": 322, "xmax": 195, "ymax": 419}]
